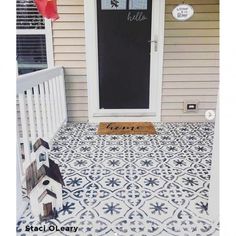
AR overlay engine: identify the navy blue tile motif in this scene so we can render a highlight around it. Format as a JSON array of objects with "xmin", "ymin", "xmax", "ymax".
[{"xmin": 17, "ymin": 122, "xmax": 219, "ymax": 235}]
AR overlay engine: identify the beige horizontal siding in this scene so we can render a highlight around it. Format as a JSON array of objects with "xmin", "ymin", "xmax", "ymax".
[
  {"xmin": 164, "ymin": 45, "xmax": 218, "ymax": 52},
  {"xmin": 166, "ymin": 4, "xmax": 219, "ymax": 13},
  {"xmin": 163, "ymin": 60, "xmax": 219, "ymax": 67},
  {"xmin": 165, "ymin": 13, "xmax": 219, "ymax": 21},
  {"xmin": 162, "ymin": 0, "xmax": 219, "ymax": 122},
  {"xmin": 164, "ymin": 74, "xmax": 219, "ymax": 81},
  {"xmin": 162, "ymin": 102, "xmax": 216, "ymax": 110},
  {"xmin": 54, "ymin": 46, "xmax": 86, "ymax": 54},
  {"xmin": 57, "ymin": 6, "xmax": 84, "ymax": 14},
  {"xmin": 162, "ymin": 81, "xmax": 219, "ymax": 89},
  {"xmin": 57, "ymin": 0, "xmax": 84, "ymax": 5},
  {"xmin": 52, "ymin": 0, "xmax": 219, "ymax": 123},
  {"xmin": 165, "ymin": 0, "xmax": 218, "ymax": 4},
  {"xmin": 52, "ymin": 0, "xmax": 87, "ymax": 122},
  {"xmin": 162, "ymin": 95, "xmax": 217, "ymax": 103},
  {"xmin": 161, "ymin": 116, "xmax": 210, "ymax": 122}
]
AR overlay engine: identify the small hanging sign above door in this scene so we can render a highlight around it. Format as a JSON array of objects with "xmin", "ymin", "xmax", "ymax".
[{"xmin": 172, "ymin": 4, "xmax": 194, "ymax": 21}]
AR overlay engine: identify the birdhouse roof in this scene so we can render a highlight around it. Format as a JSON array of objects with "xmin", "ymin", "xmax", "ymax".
[
  {"xmin": 33, "ymin": 138, "xmax": 50, "ymax": 152},
  {"xmin": 38, "ymin": 189, "xmax": 57, "ymax": 203},
  {"xmin": 26, "ymin": 159, "xmax": 64, "ymax": 195}
]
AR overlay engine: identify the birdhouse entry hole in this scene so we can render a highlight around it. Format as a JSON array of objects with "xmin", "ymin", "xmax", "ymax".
[{"xmin": 43, "ymin": 180, "xmax": 50, "ymax": 185}]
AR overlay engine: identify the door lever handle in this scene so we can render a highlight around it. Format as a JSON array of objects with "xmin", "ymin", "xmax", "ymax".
[{"xmin": 148, "ymin": 39, "xmax": 158, "ymax": 52}]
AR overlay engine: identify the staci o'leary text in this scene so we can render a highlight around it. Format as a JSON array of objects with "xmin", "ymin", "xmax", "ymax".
[{"xmin": 25, "ymin": 225, "xmax": 79, "ymax": 232}]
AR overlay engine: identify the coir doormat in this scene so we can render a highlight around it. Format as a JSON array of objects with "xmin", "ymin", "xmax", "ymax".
[{"xmin": 97, "ymin": 122, "xmax": 157, "ymax": 135}]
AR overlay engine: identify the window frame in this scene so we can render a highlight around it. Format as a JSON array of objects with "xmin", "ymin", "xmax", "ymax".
[{"xmin": 16, "ymin": 17, "xmax": 54, "ymax": 73}]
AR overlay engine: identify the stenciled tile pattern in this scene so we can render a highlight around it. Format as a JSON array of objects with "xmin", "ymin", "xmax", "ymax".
[{"xmin": 17, "ymin": 122, "xmax": 219, "ymax": 236}]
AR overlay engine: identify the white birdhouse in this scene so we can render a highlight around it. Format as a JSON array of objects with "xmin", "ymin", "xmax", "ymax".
[
  {"xmin": 33, "ymin": 138, "xmax": 50, "ymax": 170},
  {"xmin": 26, "ymin": 158, "xmax": 64, "ymax": 221}
]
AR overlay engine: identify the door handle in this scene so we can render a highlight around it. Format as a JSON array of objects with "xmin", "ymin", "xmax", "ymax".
[{"xmin": 148, "ymin": 39, "xmax": 158, "ymax": 52}]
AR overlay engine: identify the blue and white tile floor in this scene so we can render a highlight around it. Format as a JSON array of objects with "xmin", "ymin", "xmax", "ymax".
[{"xmin": 17, "ymin": 122, "xmax": 219, "ymax": 236}]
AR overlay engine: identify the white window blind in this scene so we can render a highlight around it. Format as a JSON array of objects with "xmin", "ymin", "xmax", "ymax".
[
  {"xmin": 16, "ymin": 0, "xmax": 53, "ymax": 75},
  {"xmin": 16, "ymin": 0, "xmax": 45, "ymax": 29},
  {"xmin": 17, "ymin": 35, "xmax": 47, "ymax": 74}
]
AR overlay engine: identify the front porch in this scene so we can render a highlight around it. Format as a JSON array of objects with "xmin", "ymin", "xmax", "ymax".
[{"xmin": 17, "ymin": 121, "xmax": 219, "ymax": 235}]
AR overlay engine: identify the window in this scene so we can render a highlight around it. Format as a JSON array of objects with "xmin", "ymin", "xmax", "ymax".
[
  {"xmin": 39, "ymin": 152, "xmax": 47, "ymax": 162},
  {"xmin": 101, "ymin": 0, "xmax": 148, "ymax": 10},
  {"xmin": 129, "ymin": 0, "xmax": 147, "ymax": 10},
  {"xmin": 101, "ymin": 0, "xmax": 127, "ymax": 10},
  {"xmin": 16, "ymin": 0, "xmax": 53, "ymax": 75}
]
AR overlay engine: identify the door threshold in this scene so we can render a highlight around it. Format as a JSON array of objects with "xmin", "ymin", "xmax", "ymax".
[
  {"xmin": 89, "ymin": 116, "xmax": 160, "ymax": 123},
  {"xmin": 93, "ymin": 112, "xmax": 156, "ymax": 117}
]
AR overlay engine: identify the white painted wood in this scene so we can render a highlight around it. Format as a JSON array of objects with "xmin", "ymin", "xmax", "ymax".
[
  {"xmin": 45, "ymin": 19, "xmax": 55, "ymax": 68},
  {"xmin": 16, "ymin": 154, "xmax": 28, "ymax": 221},
  {"xmin": 33, "ymin": 85, "xmax": 43, "ymax": 138},
  {"xmin": 57, "ymin": 77, "xmax": 64, "ymax": 122},
  {"xmin": 49, "ymin": 79, "xmax": 57, "ymax": 133},
  {"xmin": 84, "ymin": 0, "xmax": 165, "ymax": 122},
  {"xmin": 93, "ymin": 112, "xmax": 156, "ymax": 117},
  {"xmin": 17, "ymin": 66, "xmax": 64, "ymax": 94},
  {"xmin": 16, "ymin": 118, "xmax": 24, "ymax": 176},
  {"xmin": 29, "ymin": 177, "xmax": 63, "ymax": 220},
  {"xmin": 55, "ymin": 76, "xmax": 63, "ymax": 122},
  {"xmin": 52, "ymin": 77, "xmax": 60, "ymax": 127},
  {"xmin": 19, "ymin": 93, "xmax": 31, "ymax": 166},
  {"xmin": 89, "ymin": 116, "xmax": 161, "ymax": 123},
  {"xmin": 17, "ymin": 66, "xmax": 67, "ymax": 180},
  {"xmin": 39, "ymin": 83, "xmax": 48, "ymax": 138},
  {"xmin": 150, "ymin": 0, "xmax": 165, "ymax": 121},
  {"xmin": 26, "ymin": 89, "xmax": 37, "ymax": 143},
  {"xmin": 44, "ymin": 81, "xmax": 53, "ymax": 139},
  {"xmin": 59, "ymin": 74, "xmax": 68, "ymax": 122}
]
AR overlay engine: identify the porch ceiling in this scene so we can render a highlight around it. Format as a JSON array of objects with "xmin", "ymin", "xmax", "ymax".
[{"xmin": 17, "ymin": 122, "xmax": 219, "ymax": 235}]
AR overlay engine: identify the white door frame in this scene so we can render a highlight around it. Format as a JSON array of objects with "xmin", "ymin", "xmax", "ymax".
[{"xmin": 84, "ymin": 0, "xmax": 165, "ymax": 122}]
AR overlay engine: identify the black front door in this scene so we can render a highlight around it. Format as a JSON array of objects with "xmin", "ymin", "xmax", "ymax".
[{"xmin": 97, "ymin": 0, "xmax": 152, "ymax": 109}]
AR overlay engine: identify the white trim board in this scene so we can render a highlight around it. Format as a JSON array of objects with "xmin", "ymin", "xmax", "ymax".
[
  {"xmin": 45, "ymin": 19, "xmax": 55, "ymax": 68},
  {"xmin": 84, "ymin": 0, "xmax": 165, "ymax": 122}
]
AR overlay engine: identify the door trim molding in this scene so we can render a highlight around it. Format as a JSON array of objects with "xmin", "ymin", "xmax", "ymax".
[{"xmin": 84, "ymin": 0, "xmax": 165, "ymax": 122}]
